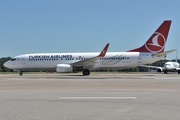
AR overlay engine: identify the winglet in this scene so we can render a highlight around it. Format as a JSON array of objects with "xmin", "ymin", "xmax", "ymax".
[{"xmin": 98, "ymin": 43, "xmax": 109, "ymax": 57}]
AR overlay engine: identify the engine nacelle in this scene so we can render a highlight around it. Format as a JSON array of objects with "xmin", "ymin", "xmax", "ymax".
[
  {"xmin": 157, "ymin": 68, "xmax": 163, "ymax": 72},
  {"xmin": 56, "ymin": 64, "xmax": 73, "ymax": 73}
]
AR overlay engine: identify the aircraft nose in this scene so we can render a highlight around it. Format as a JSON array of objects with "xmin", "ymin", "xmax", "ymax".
[
  {"xmin": 164, "ymin": 66, "xmax": 168, "ymax": 69},
  {"xmin": 164, "ymin": 65, "xmax": 168, "ymax": 69},
  {"xmin": 164, "ymin": 64, "xmax": 173, "ymax": 70},
  {"xmin": 3, "ymin": 61, "xmax": 9, "ymax": 68}
]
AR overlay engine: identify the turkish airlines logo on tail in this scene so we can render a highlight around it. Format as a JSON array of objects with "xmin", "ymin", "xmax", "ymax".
[{"xmin": 145, "ymin": 32, "xmax": 166, "ymax": 52}]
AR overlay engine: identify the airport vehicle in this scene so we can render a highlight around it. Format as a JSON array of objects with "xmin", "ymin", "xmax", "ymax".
[
  {"xmin": 4, "ymin": 20, "xmax": 174, "ymax": 76},
  {"xmin": 141, "ymin": 50, "xmax": 180, "ymax": 74}
]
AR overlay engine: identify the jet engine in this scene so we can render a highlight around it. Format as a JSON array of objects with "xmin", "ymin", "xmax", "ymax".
[{"xmin": 56, "ymin": 64, "xmax": 73, "ymax": 73}]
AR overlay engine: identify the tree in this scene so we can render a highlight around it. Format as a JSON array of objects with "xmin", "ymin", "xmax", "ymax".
[{"xmin": 0, "ymin": 57, "xmax": 12, "ymax": 72}]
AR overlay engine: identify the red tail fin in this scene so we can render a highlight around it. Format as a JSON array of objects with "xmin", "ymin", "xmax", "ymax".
[{"xmin": 128, "ymin": 20, "xmax": 172, "ymax": 53}]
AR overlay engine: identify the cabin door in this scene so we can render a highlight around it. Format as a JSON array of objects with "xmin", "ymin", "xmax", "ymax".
[{"xmin": 137, "ymin": 53, "xmax": 141, "ymax": 63}]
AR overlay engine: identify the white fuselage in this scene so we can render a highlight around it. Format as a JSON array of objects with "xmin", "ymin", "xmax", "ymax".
[
  {"xmin": 164, "ymin": 62, "xmax": 180, "ymax": 70},
  {"xmin": 4, "ymin": 52, "xmax": 165, "ymax": 72}
]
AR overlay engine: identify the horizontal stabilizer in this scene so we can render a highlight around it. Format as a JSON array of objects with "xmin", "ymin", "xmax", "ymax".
[
  {"xmin": 140, "ymin": 65, "xmax": 163, "ymax": 69},
  {"xmin": 152, "ymin": 49, "xmax": 175, "ymax": 57}
]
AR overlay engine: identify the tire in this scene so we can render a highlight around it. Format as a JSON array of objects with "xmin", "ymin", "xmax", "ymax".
[
  {"xmin": 19, "ymin": 71, "xmax": 23, "ymax": 76},
  {"xmin": 83, "ymin": 69, "xmax": 90, "ymax": 75}
]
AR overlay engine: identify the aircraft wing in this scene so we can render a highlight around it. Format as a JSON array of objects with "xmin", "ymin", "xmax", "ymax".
[
  {"xmin": 140, "ymin": 65, "xmax": 164, "ymax": 70},
  {"xmin": 72, "ymin": 43, "xmax": 109, "ymax": 68}
]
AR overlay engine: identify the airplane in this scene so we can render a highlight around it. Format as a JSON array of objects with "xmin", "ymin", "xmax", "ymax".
[
  {"xmin": 4, "ymin": 20, "xmax": 175, "ymax": 76},
  {"xmin": 141, "ymin": 50, "xmax": 180, "ymax": 74}
]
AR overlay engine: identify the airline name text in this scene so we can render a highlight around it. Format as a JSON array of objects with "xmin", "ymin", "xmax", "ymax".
[{"xmin": 29, "ymin": 55, "xmax": 72, "ymax": 59}]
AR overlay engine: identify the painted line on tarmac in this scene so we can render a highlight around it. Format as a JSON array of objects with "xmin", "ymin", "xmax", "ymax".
[{"xmin": 58, "ymin": 97, "xmax": 137, "ymax": 100}]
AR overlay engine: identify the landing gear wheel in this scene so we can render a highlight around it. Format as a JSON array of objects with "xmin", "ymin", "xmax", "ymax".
[
  {"xmin": 19, "ymin": 71, "xmax": 23, "ymax": 76},
  {"xmin": 164, "ymin": 71, "xmax": 168, "ymax": 74},
  {"xmin": 83, "ymin": 69, "xmax": 90, "ymax": 75}
]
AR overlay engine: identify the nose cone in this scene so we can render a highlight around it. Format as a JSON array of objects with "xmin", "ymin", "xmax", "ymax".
[
  {"xmin": 3, "ymin": 61, "xmax": 10, "ymax": 68},
  {"xmin": 164, "ymin": 64, "xmax": 169, "ymax": 69},
  {"xmin": 164, "ymin": 64, "xmax": 173, "ymax": 70}
]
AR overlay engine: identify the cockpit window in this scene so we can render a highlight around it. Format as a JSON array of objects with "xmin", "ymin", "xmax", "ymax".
[{"xmin": 11, "ymin": 58, "xmax": 16, "ymax": 61}]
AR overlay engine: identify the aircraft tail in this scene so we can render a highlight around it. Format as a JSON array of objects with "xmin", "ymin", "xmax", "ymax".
[{"xmin": 127, "ymin": 20, "xmax": 172, "ymax": 53}]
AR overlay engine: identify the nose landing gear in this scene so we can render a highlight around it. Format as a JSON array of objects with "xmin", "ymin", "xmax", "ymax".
[{"xmin": 19, "ymin": 71, "xmax": 23, "ymax": 76}]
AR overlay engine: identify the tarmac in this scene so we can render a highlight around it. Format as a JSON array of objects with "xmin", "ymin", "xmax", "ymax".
[{"xmin": 0, "ymin": 73, "xmax": 180, "ymax": 120}]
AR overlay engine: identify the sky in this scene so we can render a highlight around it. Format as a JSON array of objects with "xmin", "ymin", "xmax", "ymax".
[{"xmin": 0, "ymin": 0, "xmax": 180, "ymax": 60}]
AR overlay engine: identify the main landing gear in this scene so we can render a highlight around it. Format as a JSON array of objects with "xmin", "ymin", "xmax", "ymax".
[
  {"xmin": 19, "ymin": 71, "xmax": 23, "ymax": 76},
  {"xmin": 82, "ymin": 69, "xmax": 90, "ymax": 75}
]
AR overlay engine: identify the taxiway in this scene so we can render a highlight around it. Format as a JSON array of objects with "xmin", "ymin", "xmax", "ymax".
[{"xmin": 0, "ymin": 73, "xmax": 180, "ymax": 120}]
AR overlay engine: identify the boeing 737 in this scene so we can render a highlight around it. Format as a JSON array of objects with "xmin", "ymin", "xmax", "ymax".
[
  {"xmin": 4, "ymin": 20, "xmax": 175, "ymax": 76},
  {"xmin": 141, "ymin": 50, "xmax": 180, "ymax": 74}
]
